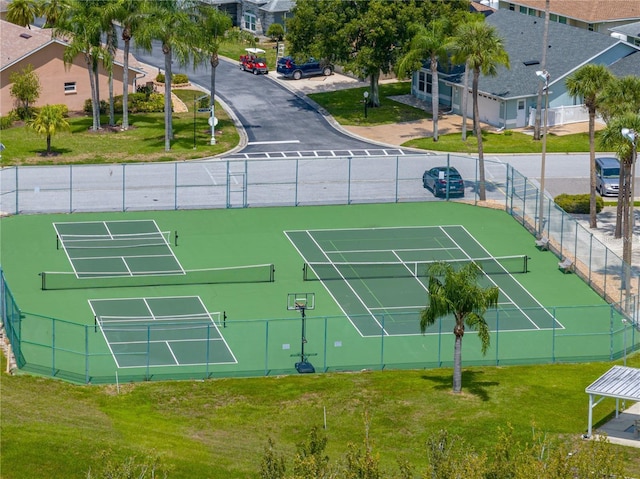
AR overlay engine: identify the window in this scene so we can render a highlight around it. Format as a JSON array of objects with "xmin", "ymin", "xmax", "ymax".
[
  {"xmin": 243, "ymin": 12, "xmax": 256, "ymax": 32},
  {"xmin": 417, "ymin": 71, "xmax": 426, "ymax": 93},
  {"xmin": 588, "ymin": 23, "xmax": 594, "ymax": 32},
  {"xmin": 64, "ymin": 82, "xmax": 76, "ymax": 93},
  {"xmin": 508, "ymin": 3, "xmax": 515, "ymax": 11},
  {"xmin": 426, "ymin": 73, "xmax": 432, "ymax": 94}
]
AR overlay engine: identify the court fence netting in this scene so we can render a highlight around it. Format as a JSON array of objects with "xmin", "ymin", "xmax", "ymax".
[
  {"xmin": 1, "ymin": 267, "xmax": 638, "ymax": 384},
  {"xmin": 2, "ymin": 154, "xmax": 640, "ymax": 383}
]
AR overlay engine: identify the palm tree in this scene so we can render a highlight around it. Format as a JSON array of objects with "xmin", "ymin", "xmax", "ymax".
[
  {"xmin": 396, "ymin": 19, "xmax": 449, "ymax": 142},
  {"xmin": 451, "ymin": 20, "xmax": 509, "ymax": 201},
  {"xmin": 420, "ymin": 261, "xmax": 499, "ymax": 394},
  {"xmin": 116, "ymin": 0, "xmax": 148, "ymax": 131},
  {"xmin": 599, "ymin": 75, "xmax": 640, "ymax": 238},
  {"xmin": 135, "ymin": 0, "xmax": 200, "ymax": 152},
  {"xmin": 54, "ymin": 0, "xmax": 108, "ymax": 131},
  {"xmin": 565, "ymin": 64, "xmax": 614, "ymax": 229},
  {"xmin": 6, "ymin": 0, "xmax": 38, "ymax": 28},
  {"xmin": 26, "ymin": 104, "xmax": 70, "ymax": 155},
  {"xmin": 194, "ymin": 4, "xmax": 233, "ymax": 145},
  {"xmin": 599, "ymin": 113, "xmax": 640, "ymax": 292},
  {"xmin": 38, "ymin": 0, "xmax": 71, "ymax": 28}
]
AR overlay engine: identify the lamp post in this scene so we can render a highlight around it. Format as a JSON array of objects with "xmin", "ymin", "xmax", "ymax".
[
  {"xmin": 621, "ymin": 127, "xmax": 637, "ymax": 296},
  {"xmin": 210, "ymin": 101, "xmax": 216, "ymax": 145},
  {"xmin": 363, "ymin": 91, "xmax": 369, "ymax": 119},
  {"xmin": 536, "ymin": 70, "xmax": 550, "ymax": 238}
]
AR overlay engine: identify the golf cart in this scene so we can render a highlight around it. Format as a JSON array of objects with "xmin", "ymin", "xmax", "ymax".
[{"xmin": 239, "ymin": 48, "xmax": 269, "ymax": 75}]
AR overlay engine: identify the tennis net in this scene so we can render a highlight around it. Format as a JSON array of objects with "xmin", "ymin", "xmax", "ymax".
[
  {"xmin": 96, "ymin": 312, "xmax": 222, "ymax": 331},
  {"xmin": 57, "ymin": 231, "xmax": 174, "ymax": 250},
  {"xmin": 41, "ymin": 264, "xmax": 275, "ymax": 290},
  {"xmin": 302, "ymin": 255, "xmax": 528, "ymax": 281}
]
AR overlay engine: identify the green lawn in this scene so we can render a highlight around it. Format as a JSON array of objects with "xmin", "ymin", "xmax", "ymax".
[
  {"xmin": 0, "ymin": 91, "xmax": 238, "ymax": 166},
  {"xmin": 2, "ymin": 353, "xmax": 639, "ymax": 478}
]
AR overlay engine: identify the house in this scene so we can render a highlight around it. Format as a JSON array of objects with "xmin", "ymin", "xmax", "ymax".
[
  {"xmin": 0, "ymin": 19, "xmax": 146, "ymax": 115},
  {"xmin": 610, "ymin": 20, "xmax": 640, "ymax": 47},
  {"xmin": 410, "ymin": 8, "xmax": 640, "ymax": 130},
  {"xmin": 207, "ymin": 0, "xmax": 294, "ymax": 36},
  {"xmin": 497, "ymin": 1, "xmax": 640, "ymax": 34}
]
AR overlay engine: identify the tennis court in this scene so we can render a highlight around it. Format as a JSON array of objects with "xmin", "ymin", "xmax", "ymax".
[
  {"xmin": 286, "ymin": 225, "xmax": 561, "ymax": 337},
  {"xmin": 89, "ymin": 295, "xmax": 235, "ymax": 368},
  {"xmin": 53, "ymin": 219, "xmax": 181, "ymax": 278}
]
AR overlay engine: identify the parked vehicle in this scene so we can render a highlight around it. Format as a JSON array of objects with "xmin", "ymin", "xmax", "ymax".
[
  {"xmin": 595, "ymin": 157, "xmax": 620, "ymax": 196},
  {"xmin": 240, "ymin": 48, "xmax": 268, "ymax": 75},
  {"xmin": 276, "ymin": 56, "xmax": 333, "ymax": 80},
  {"xmin": 422, "ymin": 166, "xmax": 465, "ymax": 197}
]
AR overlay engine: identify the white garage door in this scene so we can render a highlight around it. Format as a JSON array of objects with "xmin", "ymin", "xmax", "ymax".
[{"xmin": 476, "ymin": 94, "xmax": 501, "ymax": 126}]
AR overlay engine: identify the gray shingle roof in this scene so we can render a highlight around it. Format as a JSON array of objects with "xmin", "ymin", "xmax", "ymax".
[
  {"xmin": 610, "ymin": 20, "xmax": 640, "ymax": 40},
  {"xmin": 467, "ymin": 9, "xmax": 623, "ymax": 99},
  {"xmin": 585, "ymin": 365, "xmax": 640, "ymax": 401},
  {"xmin": 608, "ymin": 50, "xmax": 640, "ymax": 77}
]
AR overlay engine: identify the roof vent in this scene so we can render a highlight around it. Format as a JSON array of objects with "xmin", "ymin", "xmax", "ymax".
[
  {"xmin": 523, "ymin": 60, "xmax": 540, "ymax": 66},
  {"xmin": 20, "ymin": 33, "xmax": 32, "ymax": 39}
]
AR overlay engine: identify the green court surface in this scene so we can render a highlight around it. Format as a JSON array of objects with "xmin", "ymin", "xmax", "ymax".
[{"xmin": 0, "ymin": 202, "xmax": 631, "ymax": 384}]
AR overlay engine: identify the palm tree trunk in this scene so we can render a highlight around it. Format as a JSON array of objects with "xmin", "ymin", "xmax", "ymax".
[
  {"xmin": 46, "ymin": 134, "xmax": 52, "ymax": 154},
  {"xmin": 430, "ymin": 55, "xmax": 439, "ymax": 142},
  {"xmin": 588, "ymin": 111, "xmax": 597, "ymax": 228},
  {"xmin": 615, "ymin": 163, "xmax": 626, "ymax": 239},
  {"xmin": 163, "ymin": 43, "xmax": 173, "ymax": 152},
  {"xmin": 210, "ymin": 54, "xmax": 218, "ymax": 145},
  {"xmin": 461, "ymin": 61, "xmax": 469, "ymax": 142},
  {"xmin": 473, "ymin": 70, "xmax": 487, "ymax": 201},
  {"xmin": 108, "ymin": 71, "xmax": 115, "ymax": 126},
  {"xmin": 85, "ymin": 54, "xmax": 100, "ymax": 131},
  {"xmin": 453, "ymin": 331, "xmax": 463, "ymax": 393},
  {"xmin": 122, "ymin": 31, "xmax": 131, "ymax": 130}
]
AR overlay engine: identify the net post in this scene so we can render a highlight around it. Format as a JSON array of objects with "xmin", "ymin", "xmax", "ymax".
[
  {"xmin": 94, "ymin": 315, "xmax": 98, "ymax": 333},
  {"xmin": 174, "ymin": 230, "xmax": 178, "ymax": 247},
  {"xmin": 223, "ymin": 311, "xmax": 227, "ymax": 328},
  {"xmin": 270, "ymin": 264, "xmax": 275, "ymax": 282},
  {"xmin": 56, "ymin": 235, "xmax": 59, "ymax": 250},
  {"xmin": 302, "ymin": 263, "xmax": 307, "ymax": 281},
  {"xmin": 40, "ymin": 272, "xmax": 45, "ymax": 290},
  {"xmin": 524, "ymin": 255, "xmax": 529, "ymax": 273}
]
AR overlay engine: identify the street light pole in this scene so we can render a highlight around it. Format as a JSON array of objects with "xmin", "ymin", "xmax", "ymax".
[
  {"xmin": 536, "ymin": 70, "xmax": 550, "ymax": 239},
  {"xmin": 621, "ymin": 127, "xmax": 637, "ymax": 297}
]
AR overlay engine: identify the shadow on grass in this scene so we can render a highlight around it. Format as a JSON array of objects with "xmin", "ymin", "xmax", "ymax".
[{"xmin": 421, "ymin": 369, "xmax": 499, "ymax": 401}]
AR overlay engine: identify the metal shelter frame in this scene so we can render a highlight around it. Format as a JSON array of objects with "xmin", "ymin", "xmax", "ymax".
[{"xmin": 585, "ymin": 366, "xmax": 640, "ymax": 438}]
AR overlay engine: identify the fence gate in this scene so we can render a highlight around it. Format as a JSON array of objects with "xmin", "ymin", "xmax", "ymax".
[{"xmin": 226, "ymin": 161, "xmax": 247, "ymax": 208}]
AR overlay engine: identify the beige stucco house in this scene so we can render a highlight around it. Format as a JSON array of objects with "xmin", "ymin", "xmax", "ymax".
[{"xmin": 1, "ymin": 19, "xmax": 146, "ymax": 115}]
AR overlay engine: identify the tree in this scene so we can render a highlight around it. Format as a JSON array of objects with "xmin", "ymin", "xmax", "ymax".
[
  {"xmin": 420, "ymin": 261, "xmax": 499, "ymax": 393},
  {"xmin": 135, "ymin": 0, "xmax": 201, "ymax": 151},
  {"xmin": 599, "ymin": 75, "xmax": 640, "ymax": 239},
  {"xmin": 451, "ymin": 20, "xmax": 509, "ymax": 201},
  {"xmin": 6, "ymin": 0, "xmax": 38, "ymax": 28},
  {"xmin": 259, "ymin": 438, "xmax": 286, "ymax": 479},
  {"xmin": 194, "ymin": 3, "xmax": 233, "ymax": 146},
  {"xmin": 115, "ymin": 0, "xmax": 148, "ymax": 131},
  {"xmin": 38, "ymin": 0, "xmax": 71, "ymax": 28},
  {"xmin": 54, "ymin": 0, "xmax": 108, "ymax": 131},
  {"xmin": 396, "ymin": 19, "xmax": 450, "ymax": 142},
  {"xmin": 599, "ymin": 112, "xmax": 640, "ymax": 292},
  {"xmin": 26, "ymin": 104, "xmax": 70, "ymax": 155},
  {"xmin": 9, "ymin": 64, "xmax": 41, "ymax": 119},
  {"xmin": 291, "ymin": 426, "xmax": 331, "ymax": 478},
  {"xmin": 565, "ymin": 64, "xmax": 614, "ymax": 229}
]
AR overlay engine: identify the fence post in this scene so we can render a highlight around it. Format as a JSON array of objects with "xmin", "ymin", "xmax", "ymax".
[
  {"xmin": 69, "ymin": 164, "xmax": 73, "ymax": 213},
  {"xmin": 85, "ymin": 324, "xmax": 90, "ymax": 384}
]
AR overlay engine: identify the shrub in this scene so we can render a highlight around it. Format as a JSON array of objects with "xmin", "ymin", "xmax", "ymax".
[
  {"xmin": 84, "ymin": 99, "xmax": 108, "ymax": 115},
  {"xmin": 155, "ymin": 72, "xmax": 189, "ymax": 84},
  {"xmin": 0, "ymin": 115, "xmax": 14, "ymax": 130},
  {"xmin": 554, "ymin": 193, "xmax": 603, "ymax": 214},
  {"xmin": 266, "ymin": 23, "xmax": 285, "ymax": 42},
  {"xmin": 173, "ymin": 73, "xmax": 189, "ymax": 84}
]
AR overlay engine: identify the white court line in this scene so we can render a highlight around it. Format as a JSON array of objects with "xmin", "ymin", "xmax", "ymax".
[
  {"xmin": 391, "ymin": 250, "xmax": 429, "ymax": 294},
  {"xmin": 327, "ymin": 247, "xmax": 458, "ymax": 254},
  {"xmin": 440, "ymin": 226, "xmax": 539, "ymax": 330},
  {"xmin": 165, "ymin": 341, "xmax": 179, "ymax": 365}
]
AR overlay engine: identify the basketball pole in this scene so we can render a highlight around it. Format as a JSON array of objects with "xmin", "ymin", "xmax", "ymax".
[{"xmin": 298, "ymin": 303, "xmax": 307, "ymax": 364}]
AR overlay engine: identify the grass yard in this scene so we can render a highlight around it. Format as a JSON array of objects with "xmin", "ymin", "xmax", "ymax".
[
  {"xmin": 2, "ymin": 353, "xmax": 639, "ymax": 478},
  {"xmin": 0, "ymin": 91, "xmax": 238, "ymax": 166}
]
